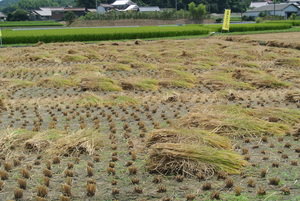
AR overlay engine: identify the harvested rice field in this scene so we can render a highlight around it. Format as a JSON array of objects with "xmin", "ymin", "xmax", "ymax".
[{"xmin": 0, "ymin": 32, "xmax": 300, "ymax": 201}]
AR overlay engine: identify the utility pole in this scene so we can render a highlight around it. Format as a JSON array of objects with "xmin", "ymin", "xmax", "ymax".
[
  {"xmin": 175, "ymin": 0, "xmax": 177, "ymax": 10},
  {"xmin": 273, "ymin": 0, "xmax": 276, "ymax": 19}
]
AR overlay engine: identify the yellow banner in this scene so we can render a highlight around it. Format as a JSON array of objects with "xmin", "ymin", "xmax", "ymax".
[
  {"xmin": 222, "ymin": 9, "xmax": 231, "ymax": 31},
  {"xmin": 0, "ymin": 29, "xmax": 2, "ymax": 37}
]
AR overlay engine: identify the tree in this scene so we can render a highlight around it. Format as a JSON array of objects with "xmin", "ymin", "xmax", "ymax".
[
  {"xmin": 188, "ymin": 2, "xmax": 206, "ymax": 21},
  {"xmin": 64, "ymin": 11, "xmax": 76, "ymax": 25},
  {"xmin": 7, "ymin": 9, "xmax": 29, "ymax": 21},
  {"xmin": 231, "ymin": 0, "xmax": 249, "ymax": 21},
  {"xmin": 77, "ymin": 0, "xmax": 97, "ymax": 10}
]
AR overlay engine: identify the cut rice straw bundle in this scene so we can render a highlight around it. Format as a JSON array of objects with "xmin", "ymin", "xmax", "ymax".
[
  {"xmin": 147, "ymin": 143, "xmax": 247, "ymax": 176},
  {"xmin": 47, "ymin": 129, "xmax": 104, "ymax": 156},
  {"xmin": 146, "ymin": 128, "xmax": 232, "ymax": 150},
  {"xmin": 178, "ymin": 105, "xmax": 292, "ymax": 137}
]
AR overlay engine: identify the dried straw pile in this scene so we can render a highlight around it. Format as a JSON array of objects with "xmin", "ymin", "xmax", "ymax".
[
  {"xmin": 146, "ymin": 129, "xmax": 247, "ymax": 177},
  {"xmin": 0, "ymin": 129, "xmax": 104, "ymax": 158},
  {"xmin": 286, "ymin": 91, "xmax": 300, "ymax": 103},
  {"xmin": 178, "ymin": 105, "xmax": 293, "ymax": 137}
]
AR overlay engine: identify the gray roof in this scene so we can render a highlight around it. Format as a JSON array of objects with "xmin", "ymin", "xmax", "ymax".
[
  {"xmin": 0, "ymin": 12, "xmax": 6, "ymax": 17},
  {"xmin": 139, "ymin": 7, "xmax": 160, "ymax": 12},
  {"xmin": 247, "ymin": 3, "xmax": 299, "ymax": 12},
  {"xmin": 250, "ymin": 2, "xmax": 268, "ymax": 8}
]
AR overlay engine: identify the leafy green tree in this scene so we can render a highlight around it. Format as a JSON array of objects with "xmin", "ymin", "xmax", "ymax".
[
  {"xmin": 64, "ymin": 11, "xmax": 76, "ymax": 25},
  {"xmin": 77, "ymin": 0, "xmax": 97, "ymax": 9},
  {"xmin": 7, "ymin": 8, "xmax": 29, "ymax": 21},
  {"xmin": 231, "ymin": 0, "xmax": 248, "ymax": 20},
  {"xmin": 188, "ymin": 2, "xmax": 206, "ymax": 21}
]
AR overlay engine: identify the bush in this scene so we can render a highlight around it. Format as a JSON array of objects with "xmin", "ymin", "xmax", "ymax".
[
  {"xmin": 215, "ymin": 18, "xmax": 222, "ymax": 23},
  {"xmin": 188, "ymin": 2, "xmax": 207, "ymax": 21},
  {"xmin": 289, "ymin": 13, "xmax": 297, "ymax": 20},
  {"xmin": 242, "ymin": 16, "xmax": 255, "ymax": 21},
  {"xmin": 7, "ymin": 9, "xmax": 29, "ymax": 21},
  {"xmin": 64, "ymin": 11, "xmax": 77, "ymax": 25},
  {"xmin": 256, "ymin": 17, "xmax": 263, "ymax": 23}
]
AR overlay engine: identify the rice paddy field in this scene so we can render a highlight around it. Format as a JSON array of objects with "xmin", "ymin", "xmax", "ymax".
[
  {"xmin": 1, "ymin": 23, "xmax": 294, "ymax": 45},
  {"xmin": 0, "ymin": 21, "xmax": 63, "ymax": 28},
  {"xmin": 0, "ymin": 32, "xmax": 299, "ymax": 201}
]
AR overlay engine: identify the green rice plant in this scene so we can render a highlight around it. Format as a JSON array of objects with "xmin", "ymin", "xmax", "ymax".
[
  {"xmin": 203, "ymin": 23, "xmax": 292, "ymax": 32},
  {"xmin": 265, "ymin": 20, "xmax": 300, "ymax": 26},
  {"xmin": 0, "ymin": 21, "xmax": 63, "ymax": 27},
  {"xmin": 2, "ymin": 26, "xmax": 210, "ymax": 44},
  {"xmin": 1, "ymin": 23, "xmax": 292, "ymax": 44}
]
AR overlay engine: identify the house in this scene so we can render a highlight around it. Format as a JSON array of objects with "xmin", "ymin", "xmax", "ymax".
[
  {"xmin": 97, "ymin": 4, "xmax": 114, "ymax": 13},
  {"xmin": 249, "ymin": 2, "xmax": 269, "ymax": 9},
  {"xmin": 244, "ymin": 3, "xmax": 300, "ymax": 19},
  {"xmin": 139, "ymin": 7, "xmax": 160, "ymax": 12},
  {"xmin": 33, "ymin": 7, "xmax": 95, "ymax": 21},
  {"xmin": 111, "ymin": 0, "xmax": 137, "ymax": 10},
  {"xmin": 0, "ymin": 12, "xmax": 6, "ymax": 21},
  {"xmin": 32, "ymin": 8, "xmax": 52, "ymax": 20},
  {"xmin": 97, "ymin": 1, "xmax": 160, "ymax": 13}
]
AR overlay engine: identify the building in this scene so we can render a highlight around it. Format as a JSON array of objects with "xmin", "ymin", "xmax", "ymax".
[
  {"xmin": 33, "ymin": 7, "xmax": 96, "ymax": 21},
  {"xmin": 249, "ymin": 2, "xmax": 269, "ymax": 9},
  {"xmin": 97, "ymin": 4, "xmax": 114, "ymax": 14},
  {"xmin": 111, "ymin": 0, "xmax": 137, "ymax": 10},
  {"xmin": 244, "ymin": 3, "xmax": 300, "ymax": 19},
  {"xmin": 98, "ymin": 1, "xmax": 160, "ymax": 13},
  {"xmin": 0, "ymin": 12, "xmax": 6, "ymax": 21},
  {"xmin": 139, "ymin": 7, "xmax": 160, "ymax": 12}
]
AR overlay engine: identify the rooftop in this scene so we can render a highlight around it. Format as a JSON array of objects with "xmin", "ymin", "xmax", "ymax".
[
  {"xmin": 247, "ymin": 3, "xmax": 299, "ymax": 12},
  {"xmin": 139, "ymin": 7, "xmax": 160, "ymax": 12}
]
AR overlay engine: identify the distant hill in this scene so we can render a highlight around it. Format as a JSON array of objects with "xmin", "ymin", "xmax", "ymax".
[{"xmin": 0, "ymin": 0, "xmax": 20, "ymax": 9}]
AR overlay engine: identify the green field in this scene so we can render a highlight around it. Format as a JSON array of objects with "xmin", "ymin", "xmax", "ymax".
[
  {"xmin": 0, "ymin": 23, "xmax": 293, "ymax": 44},
  {"xmin": 0, "ymin": 21, "xmax": 63, "ymax": 27},
  {"xmin": 264, "ymin": 20, "xmax": 300, "ymax": 26}
]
